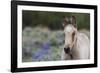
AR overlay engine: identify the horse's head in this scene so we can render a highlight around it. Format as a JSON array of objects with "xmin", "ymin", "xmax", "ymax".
[{"xmin": 62, "ymin": 16, "xmax": 77, "ymax": 54}]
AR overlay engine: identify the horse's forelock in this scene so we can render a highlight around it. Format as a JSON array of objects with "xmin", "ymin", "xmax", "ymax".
[
  {"xmin": 63, "ymin": 16, "xmax": 77, "ymax": 28},
  {"xmin": 64, "ymin": 25, "xmax": 75, "ymax": 33},
  {"xmin": 64, "ymin": 25, "xmax": 71, "ymax": 32}
]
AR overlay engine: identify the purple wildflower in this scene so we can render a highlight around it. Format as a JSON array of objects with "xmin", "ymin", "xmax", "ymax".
[{"xmin": 32, "ymin": 42, "xmax": 50, "ymax": 61}]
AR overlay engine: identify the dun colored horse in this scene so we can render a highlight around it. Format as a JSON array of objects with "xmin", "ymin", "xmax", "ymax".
[{"xmin": 61, "ymin": 16, "xmax": 90, "ymax": 60}]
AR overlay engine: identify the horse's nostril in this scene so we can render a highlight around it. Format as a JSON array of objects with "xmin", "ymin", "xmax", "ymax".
[{"xmin": 64, "ymin": 47, "xmax": 70, "ymax": 54}]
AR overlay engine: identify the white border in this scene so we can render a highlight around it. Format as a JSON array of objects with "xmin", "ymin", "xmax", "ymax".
[{"xmin": 17, "ymin": 5, "xmax": 94, "ymax": 68}]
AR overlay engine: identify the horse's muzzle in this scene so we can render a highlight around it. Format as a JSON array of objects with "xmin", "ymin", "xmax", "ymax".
[{"xmin": 64, "ymin": 47, "xmax": 70, "ymax": 54}]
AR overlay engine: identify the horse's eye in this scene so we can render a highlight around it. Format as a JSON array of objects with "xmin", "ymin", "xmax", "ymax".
[{"xmin": 72, "ymin": 32, "xmax": 75, "ymax": 41}]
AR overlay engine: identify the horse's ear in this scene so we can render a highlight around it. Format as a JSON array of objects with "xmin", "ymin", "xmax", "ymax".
[
  {"xmin": 70, "ymin": 16, "xmax": 77, "ymax": 27},
  {"xmin": 62, "ymin": 16, "xmax": 69, "ymax": 27}
]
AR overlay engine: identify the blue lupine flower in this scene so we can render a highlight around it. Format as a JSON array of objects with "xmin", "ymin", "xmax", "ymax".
[
  {"xmin": 42, "ymin": 43, "xmax": 50, "ymax": 50},
  {"xmin": 32, "ymin": 42, "xmax": 50, "ymax": 61}
]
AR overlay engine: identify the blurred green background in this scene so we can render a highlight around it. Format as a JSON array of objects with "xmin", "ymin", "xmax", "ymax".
[
  {"xmin": 22, "ymin": 10, "xmax": 90, "ymax": 30},
  {"xmin": 22, "ymin": 10, "xmax": 90, "ymax": 62}
]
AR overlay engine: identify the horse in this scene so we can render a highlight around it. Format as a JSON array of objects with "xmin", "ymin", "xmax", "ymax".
[{"xmin": 61, "ymin": 16, "xmax": 90, "ymax": 60}]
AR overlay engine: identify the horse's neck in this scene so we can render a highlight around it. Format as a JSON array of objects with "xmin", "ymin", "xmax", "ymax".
[
  {"xmin": 76, "ymin": 32, "xmax": 89, "ymax": 49},
  {"xmin": 72, "ymin": 32, "xmax": 90, "ymax": 59}
]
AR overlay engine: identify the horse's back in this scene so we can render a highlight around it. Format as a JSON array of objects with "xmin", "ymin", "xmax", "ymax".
[{"xmin": 79, "ymin": 29, "xmax": 90, "ymax": 39}]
